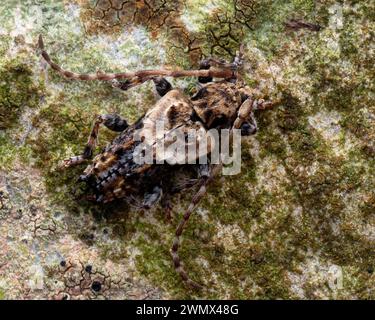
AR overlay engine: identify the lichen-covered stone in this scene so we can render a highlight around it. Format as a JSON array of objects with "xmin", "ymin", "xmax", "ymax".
[{"xmin": 0, "ymin": 0, "xmax": 373, "ymax": 299}]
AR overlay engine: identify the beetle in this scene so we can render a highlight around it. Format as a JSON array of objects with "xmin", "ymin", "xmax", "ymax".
[{"xmin": 38, "ymin": 35, "xmax": 274, "ymax": 289}]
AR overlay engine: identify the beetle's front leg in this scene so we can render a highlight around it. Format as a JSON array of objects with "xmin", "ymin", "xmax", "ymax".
[
  {"xmin": 198, "ymin": 46, "xmax": 244, "ymax": 84},
  {"xmin": 235, "ymin": 97, "xmax": 274, "ymax": 135},
  {"xmin": 240, "ymin": 111, "xmax": 258, "ymax": 136},
  {"xmin": 152, "ymin": 77, "xmax": 172, "ymax": 97},
  {"xmin": 60, "ymin": 114, "xmax": 128, "ymax": 168}
]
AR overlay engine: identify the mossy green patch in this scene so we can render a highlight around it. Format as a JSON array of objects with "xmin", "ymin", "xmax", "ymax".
[
  {"xmin": 0, "ymin": 57, "xmax": 42, "ymax": 129},
  {"xmin": 0, "ymin": 134, "xmax": 18, "ymax": 170}
]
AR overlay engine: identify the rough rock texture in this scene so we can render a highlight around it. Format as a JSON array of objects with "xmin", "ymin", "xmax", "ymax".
[{"xmin": 0, "ymin": 0, "xmax": 374, "ymax": 299}]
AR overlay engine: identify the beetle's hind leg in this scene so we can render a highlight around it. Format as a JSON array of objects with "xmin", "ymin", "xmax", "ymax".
[{"xmin": 60, "ymin": 114, "xmax": 128, "ymax": 168}]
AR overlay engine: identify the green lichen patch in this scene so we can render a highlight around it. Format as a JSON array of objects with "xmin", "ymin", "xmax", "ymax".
[{"xmin": 0, "ymin": 57, "xmax": 42, "ymax": 130}]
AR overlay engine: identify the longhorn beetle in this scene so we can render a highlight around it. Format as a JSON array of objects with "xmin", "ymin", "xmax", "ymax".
[{"xmin": 38, "ymin": 35, "xmax": 275, "ymax": 289}]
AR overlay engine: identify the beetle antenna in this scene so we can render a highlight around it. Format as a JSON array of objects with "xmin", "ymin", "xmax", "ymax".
[
  {"xmin": 38, "ymin": 35, "xmax": 236, "ymax": 88},
  {"xmin": 170, "ymin": 179, "xmax": 207, "ymax": 290},
  {"xmin": 170, "ymin": 164, "xmax": 221, "ymax": 289}
]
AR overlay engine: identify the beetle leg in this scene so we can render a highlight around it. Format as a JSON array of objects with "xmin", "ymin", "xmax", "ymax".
[
  {"xmin": 252, "ymin": 98, "xmax": 274, "ymax": 111},
  {"xmin": 111, "ymin": 76, "xmax": 172, "ymax": 97},
  {"xmin": 197, "ymin": 163, "xmax": 211, "ymax": 178},
  {"xmin": 166, "ymin": 164, "xmax": 211, "ymax": 223},
  {"xmin": 101, "ymin": 113, "xmax": 128, "ymax": 132},
  {"xmin": 161, "ymin": 195, "xmax": 173, "ymax": 222},
  {"xmin": 142, "ymin": 186, "xmax": 163, "ymax": 210},
  {"xmin": 110, "ymin": 79, "xmax": 132, "ymax": 91},
  {"xmin": 61, "ymin": 155, "xmax": 88, "ymax": 167},
  {"xmin": 198, "ymin": 59, "xmax": 213, "ymax": 84},
  {"xmin": 198, "ymin": 58, "xmax": 238, "ymax": 83},
  {"xmin": 234, "ymin": 97, "xmax": 273, "ymax": 133},
  {"xmin": 240, "ymin": 111, "xmax": 258, "ymax": 136},
  {"xmin": 60, "ymin": 114, "xmax": 128, "ymax": 168},
  {"xmin": 152, "ymin": 77, "xmax": 172, "ymax": 97},
  {"xmin": 171, "ymin": 179, "xmax": 198, "ymax": 193},
  {"xmin": 198, "ymin": 45, "xmax": 244, "ymax": 84},
  {"xmin": 110, "ymin": 77, "xmax": 153, "ymax": 91}
]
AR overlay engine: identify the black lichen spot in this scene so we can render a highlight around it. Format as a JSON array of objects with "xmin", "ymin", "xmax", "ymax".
[
  {"xmin": 53, "ymin": 211, "xmax": 62, "ymax": 218},
  {"xmin": 85, "ymin": 265, "xmax": 92, "ymax": 273},
  {"xmin": 91, "ymin": 281, "xmax": 102, "ymax": 292}
]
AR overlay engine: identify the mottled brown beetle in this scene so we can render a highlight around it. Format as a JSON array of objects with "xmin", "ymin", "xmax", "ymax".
[{"xmin": 38, "ymin": 35, "xmax": 274, "ymax": 289}]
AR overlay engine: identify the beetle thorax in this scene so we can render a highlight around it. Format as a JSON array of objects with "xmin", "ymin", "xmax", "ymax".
[{"xmin": 191, "ymin": 82, "xmax": 243, "ymax": 129}]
